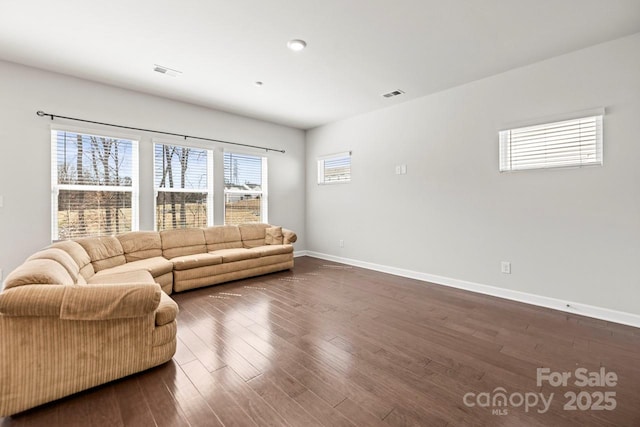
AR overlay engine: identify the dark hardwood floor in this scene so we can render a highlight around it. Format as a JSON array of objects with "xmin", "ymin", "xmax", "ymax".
[{"xmin": 2, "ymin": 256, "xmax": 639, "ymax": 426}]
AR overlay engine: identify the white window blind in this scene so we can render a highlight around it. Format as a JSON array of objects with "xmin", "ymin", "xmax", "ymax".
[
  {"xmin": 223, "ymin": 152, "xmax": 267, "ymax": 225},
  {"xmin": 318, "ymin": 151, "xmax": 351, "ymax": 184},
  {"xmin": 51, "ymin": 130, "xmax": 139, "ymax": 240},
  {"xmin": 154, "ymin": 143, "xmax": 213, "ymax": 230},
  {"xmin": 499, "ymin": 114, "xmax": 603, "ymax": 171}
]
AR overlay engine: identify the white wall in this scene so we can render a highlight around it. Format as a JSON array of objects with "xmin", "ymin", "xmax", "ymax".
[
  {"xmin": 306, "ymin": 33, "xmax": 640, "ymax": 316},
  {"xmin": 0, "ymin": 60, "xmax": 306, "ymax": 278}
]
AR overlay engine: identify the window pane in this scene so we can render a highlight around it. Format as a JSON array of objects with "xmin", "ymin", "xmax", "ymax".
[
  {"xmin": 224, "ymin": 153, "xmax": 262, "ymax": 189},
  {"xmin": 156, "ymin": 191, "xmax": 208, "ymax": 230},
  {"xmin": 57, "ymin": 190, "xmax": 132, "ymax": 239},
  {"xmin": 318, "ymin": 152, "xmax": 351, "ymax": 184},
  {"xmin": 55, "ymin": 131, "xmax": 134, "ymax": 186},
  {"xmin": 223, "ymin": 152, "xmax": 266, "ymax": 225},
  {"xmin": 499, "ymin": 115, "xmax": 603, "ymax": 171},
  {"xmin": 154, "ymin": 145, "xmax": 209, "ymax": 190},
  {"xmin": 52, "ymin": 129, "xmax": 138, "ymax": 240},
  {"xmin": 225, "ymin": 193, "xmax": 262, "ymax": 225}
]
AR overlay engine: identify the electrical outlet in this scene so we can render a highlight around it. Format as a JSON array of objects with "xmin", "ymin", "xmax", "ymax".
[
  {"xmin": 0, "ymin": 268, "xmax": 3, "ymax": 281},
  {"xmin": 501, "ymin": 261, "xmax": 511, "ymax": 274},
  {"xmin": 339, "ymin": 239, "xmax": 344, "ymax": 248}
]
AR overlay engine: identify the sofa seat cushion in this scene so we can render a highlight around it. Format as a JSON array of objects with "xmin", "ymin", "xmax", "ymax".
[
  {"xmin": 210, "ymin": 248, "xmax": 261, "ymax": 263},
  {"xmin": 156, "ymin": 292, "xmax": 179, "ymax": 326},
  {"xmin": 85, "ymin": 256, "xmax": 173, "ymax": 278},
  {"xmin": 249, "ymin": 245, "xmax": 294, "ymax": 257},
  {"xmin": 171, "ymin": 253, "xmax": 223, "ymax": 271},
  {"xmin": 89, "ymin": 269, "xmax": 155, "ymax": 285}
]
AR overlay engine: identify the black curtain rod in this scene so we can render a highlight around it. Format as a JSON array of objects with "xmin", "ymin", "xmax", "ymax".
[{"xmin": 36, "ymin": 110, "xmax": 285, "ymax": 154}]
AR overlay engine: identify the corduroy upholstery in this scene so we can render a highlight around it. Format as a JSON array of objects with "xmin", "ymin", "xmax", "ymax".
[{"xmin": 0, "ymin": 223, "xmax": 296, "ymax": 416}]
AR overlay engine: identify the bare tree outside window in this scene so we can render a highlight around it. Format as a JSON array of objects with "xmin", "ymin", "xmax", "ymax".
[
  {"xmin": 154, "ymin": 143, "xmax": 212, "ymax": 230},
  {"xmin": 52, "ymin": 130, "xmax": 137, "ymax": 240}
]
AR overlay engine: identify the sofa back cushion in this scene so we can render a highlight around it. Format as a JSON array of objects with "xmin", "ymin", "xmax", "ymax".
[
  {"xmin": 75, "ymin": 236, "xmax": 126, "ymax": 273},
  {"xmin": 27, "ymin": 248, "xmax": 80, "ymax": 282},
  {"xmin": 160, "ymin": 228, "xmax": 206, "ymax": 259},
  {"xmin": 3, "ymin": 259, "xmax": 74, "ymax": 290},
  {"xmin": 49, "ymin": 240, "xmax": 95, "ymax": 280},
  {"xmin": 204, "ymin": 225, "xmax": 243, "ymax": 251},
  {"xmin": 238, "ymin": 223, "xmax": 270, "ymax": 248},
  {"xmin": 117, "ymin": 231, "xmax": 163, "ymax": 262}
]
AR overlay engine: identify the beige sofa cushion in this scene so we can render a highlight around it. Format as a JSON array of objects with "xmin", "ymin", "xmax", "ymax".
[
  {"xmin": 160, "ymin": 228, "xmax": 207, "ymax": 259},
  {"xmin": 211, "ymin": 248, "xmax": 261, "ymax": 263},
  {"xmin": 88, "ymin": 257, "xmax": 173, "ymax": 278},
  {"xmin": 156, "ymin": 292, "xmax": 179, "ymax": 326},
  {"xmin": 88, "ymin": 269, "xmax": 155, "ymax": 285},
  {"xmin": 204, "ymin": 225, "xmax": 243, "ymax": 251},
  {"xmin": 238, "ymin": 223, "xmax": 270, "ymax": 248},
  {"xmin": 171, "ymin": 253, "xmax": 223, "ymax": 271},
  {"xmin": 60, "ymin": 283, "xmax": 161, "ymax": 320},
  {"xmin": 27, "ymin": 248, "xmax": 80, "ymax": 282},
  {"xmin": 249, "ymin": 245, "xmax": 294, "ymax": 257},
  {"xmin": 117, "ymin": 231, "xmax": 163, "ymax": 262},
  {"xmin": 3, "ymin": 259, "xmax": 74, "ymax": 290},
  {"xmin": 0, "ymin": 285, "xmax": 66, "ymax": 316},
  {"xmin": 265, "ymin": 226, "xmax": 284, "ymax": 245},
  {"xmin": 75, "ymin": 236, "xmax": 126, "ymax": 272},
  {"xmin": 50, "ymin": 240, "xmax": 95, "ymax": 280}
]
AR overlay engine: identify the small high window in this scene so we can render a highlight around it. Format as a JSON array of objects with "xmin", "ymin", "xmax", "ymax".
[
  {"xmin": 499, "ymin": 112, "xmax": 603, "ymax": 171},
  {"xmin": 318, "ymin": 151, "xmax": 351, "ymax": 184}
]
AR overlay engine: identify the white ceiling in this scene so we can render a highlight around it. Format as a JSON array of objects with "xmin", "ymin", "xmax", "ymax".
[{"xmin": 1, "ymin": 0, "xmax": 639, "ymax": 130}]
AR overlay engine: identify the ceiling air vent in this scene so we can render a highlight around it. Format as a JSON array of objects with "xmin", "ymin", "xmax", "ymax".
[
  {"xmin": 382, "ymin": 89, "xmax": 405, "ymax": 98},
  {"xmin": 153, "ymin": 64, "xmax": 182, "ymax": 77}
]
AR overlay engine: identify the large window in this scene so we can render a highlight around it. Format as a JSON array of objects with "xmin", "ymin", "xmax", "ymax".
[
  {"xmin": 224, "ymin": 152, "xmax": 267, "ymax": 225},
  {"xmin": 318, "ymin": 151, "xmax": 351, "ymax": 184},
  {"xmin": 499, "ymin": 112, "xmax": 603, "ymax": 171},
  {"xmin": 51, "ymin": 129, "xmax": 138, "ymax": 240},
  {"xmin": 154, "ymin": 143, "xmax": 213, "ymax": 230}
]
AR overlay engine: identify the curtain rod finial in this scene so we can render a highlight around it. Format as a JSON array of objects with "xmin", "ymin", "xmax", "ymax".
[{"xmin": 36, "ymin": 110, "xmax": 45, "ymax": 117}]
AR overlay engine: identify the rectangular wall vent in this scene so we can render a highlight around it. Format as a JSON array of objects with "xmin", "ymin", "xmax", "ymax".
[
  {"xmin": 382, "ymin": 89, "xmax": 405, "ymax": 98},
  {"xmin": 153, "ymin": 64, "xmax": 182, "ymax": 77}
]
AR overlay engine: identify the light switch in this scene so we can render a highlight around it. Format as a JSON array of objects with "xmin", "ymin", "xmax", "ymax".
[
  {"xmin": 400, "ymin": 164, "xmax": 407, "ymax": 174},
  {"xmin": 395, "ymin": 165, "xmax": 401, "ymax": 175}
]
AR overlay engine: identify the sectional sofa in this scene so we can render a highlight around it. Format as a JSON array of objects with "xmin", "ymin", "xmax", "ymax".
[{"xmin": 0, "ymin": 223, "xmax": 296, "ymax": 417}]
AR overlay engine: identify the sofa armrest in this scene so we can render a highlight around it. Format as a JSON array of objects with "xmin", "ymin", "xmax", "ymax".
[
  {"xmin": 282, "ymin": 228, "xmax": 298, "ymax": 244},
  {"xmin": 0, "ymin": 283, "xmax": 161, "ymax": 320}
]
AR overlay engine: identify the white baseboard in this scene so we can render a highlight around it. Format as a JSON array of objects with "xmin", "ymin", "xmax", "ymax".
[
  {"xmin": 293, "ymin": 250, "xmax": 308, "ymax": 258},
  {"xmin": 304, "ymin": 251, "xmax": 640, "ymax": 329}
]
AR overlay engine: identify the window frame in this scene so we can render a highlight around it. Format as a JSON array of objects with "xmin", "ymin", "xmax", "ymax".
[
  {"xmin": 223, "ymin": 151, "xmax": 268, "ymax": 225},
  {"xmin": 153, "ymin": 140, "xmax": 214, "ymax": 231},
  {"xmin": 317, "ymin": 151, "xmax": 352, "ymax": 184},
  {"xmin": 50, "ymin": 126, "xmax": 140, "ymax": 240},
  {"xmin": 499, "ymin": 109, "xmax": 604, "ymax": 172}
]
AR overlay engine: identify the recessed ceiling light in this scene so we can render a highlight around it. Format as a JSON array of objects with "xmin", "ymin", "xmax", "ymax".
[{"xmin": 287, "ymin": 39, "xmax": 307, "ymax": 52}]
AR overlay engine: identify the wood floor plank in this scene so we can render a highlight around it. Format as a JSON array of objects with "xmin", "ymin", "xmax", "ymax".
[
  {"xmin": 181, "ymin": 360, "xmax": 258, "ymax": 427},
  {"xmin": 3, "ymin": 257, "xmax": 640, "ymax": 426}
]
